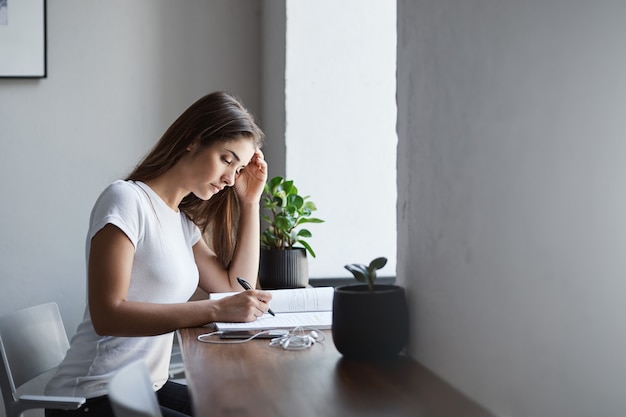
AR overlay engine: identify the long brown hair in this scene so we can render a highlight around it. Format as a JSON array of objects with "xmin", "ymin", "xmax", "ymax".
[{"xmin": 126, "ymin": 92, "xmax": 265, "ymax": 267}]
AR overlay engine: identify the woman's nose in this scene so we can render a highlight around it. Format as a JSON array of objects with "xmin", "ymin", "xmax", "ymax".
[{"xmin": 222, "ymin": 170, "xmax": 236, "ymax": 186}]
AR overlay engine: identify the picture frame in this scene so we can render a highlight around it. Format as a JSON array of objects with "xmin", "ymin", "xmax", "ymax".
[{"xmin": 0, "ymin": 0, "xmax": 46, "ymax": 78}]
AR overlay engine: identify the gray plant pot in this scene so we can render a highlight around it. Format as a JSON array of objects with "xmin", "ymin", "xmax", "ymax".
[
  {"xmin": 259, "ymin": 248, "xmax": 309, "ymax": 289},
  {"xmin": 332, "ymin": 284, "xmax": 409, "ymax": 360}
]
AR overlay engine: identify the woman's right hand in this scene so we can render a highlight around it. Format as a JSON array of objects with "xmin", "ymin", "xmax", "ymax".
[{"xmin": 211, "ymin": 289, "xmax": 273, "ymax": 323}]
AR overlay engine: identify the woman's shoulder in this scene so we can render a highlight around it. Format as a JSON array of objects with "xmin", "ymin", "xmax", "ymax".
[
  {"xmin": 88, "ymin": 180, "xmax": 148, "ymax": 245},
  {"xmin": 101, "ymin": 180, "xmax": 143, "ymax": 197},
  {"xmin": 95, "ymin": 180, "xmax": 145, "ymax": 208}
]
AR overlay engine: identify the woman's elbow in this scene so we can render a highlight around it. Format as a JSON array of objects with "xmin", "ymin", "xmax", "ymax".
[{"xmin": 89, "ymin": 303, "xmax": 122, "ymax": 336}]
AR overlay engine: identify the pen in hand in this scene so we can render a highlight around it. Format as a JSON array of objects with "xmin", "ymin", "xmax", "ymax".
[{"xmin": 237, "ymin": 277, "xmax": 275, "ymax": 317}]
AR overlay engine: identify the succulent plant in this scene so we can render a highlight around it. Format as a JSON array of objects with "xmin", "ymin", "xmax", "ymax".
[{"xmin": 344, "ymin": 256, "xmax": 388, "ymax": 292}]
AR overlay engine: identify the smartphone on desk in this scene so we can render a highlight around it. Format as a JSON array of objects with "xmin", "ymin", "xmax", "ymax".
[{"xmin": 219, "ymin": 330, "xmax": 288, "ymax": 339}]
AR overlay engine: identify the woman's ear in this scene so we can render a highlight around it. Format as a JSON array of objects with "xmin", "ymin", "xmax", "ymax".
[{"xmin": 186, "ymin": 140, "xmax": 198, "ymax": 152}]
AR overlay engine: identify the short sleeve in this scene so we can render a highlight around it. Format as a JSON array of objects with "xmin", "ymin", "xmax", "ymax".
[
  {"xmin": 181, "ymin": 215, "xmax": 202, "ymax": 247},
  {"xmin": 87, "ymin": 180, "xmax": 145, "ymax": 248}
]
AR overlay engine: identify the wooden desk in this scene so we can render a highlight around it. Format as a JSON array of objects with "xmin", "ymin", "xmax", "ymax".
[{"xmin": 177, "ymin": 327, "xmax": 494, "ymax": 417}]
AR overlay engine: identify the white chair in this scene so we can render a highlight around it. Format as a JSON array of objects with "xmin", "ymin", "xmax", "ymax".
[
  {"xmin": 0, "ymin": 302, "xmax": 85, "ymax": 417},
  {"xmin": 109, "ymin": 360, "xmax": 163, "ymax": 417}
]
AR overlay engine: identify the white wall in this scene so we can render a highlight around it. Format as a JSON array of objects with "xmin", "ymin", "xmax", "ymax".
[
  {"xmin": 285, "ymin": 0, "xmax": 397, "ymax": 278},
  {"xmin": 397, "ymin": 1, "xmax": 626, "ymax": 416},
  {"xmin": 0, "ymin": 0, "xmax": 261, "ymax": 348}
]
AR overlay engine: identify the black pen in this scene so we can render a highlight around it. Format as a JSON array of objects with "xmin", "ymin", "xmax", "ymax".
[{"xmin": 237, "ymin": 277, "xmax": 275, "ymax": 317}]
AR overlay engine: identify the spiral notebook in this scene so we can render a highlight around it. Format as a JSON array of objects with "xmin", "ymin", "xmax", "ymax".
[{"xmin": 209, "ymin": 286, "xmax": 334, "ymax": 331}]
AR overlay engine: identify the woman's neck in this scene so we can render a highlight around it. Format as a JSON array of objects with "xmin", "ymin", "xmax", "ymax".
[{"xmin": 142, "ymin": 175, "xmax": 187, "ymax": 212}]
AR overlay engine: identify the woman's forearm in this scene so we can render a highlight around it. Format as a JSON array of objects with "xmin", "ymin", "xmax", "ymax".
[
  {"xmin": 227, "ymin": 201, "xmax": 261, "ymax": 288},
  {"xmin": 90, "ymin": 298, "xmax": 222, "ymax": 337}
]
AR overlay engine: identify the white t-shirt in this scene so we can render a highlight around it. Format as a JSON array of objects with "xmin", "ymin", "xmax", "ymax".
[{"xmin": 45, "ymin": 180, "xmax": 201, "ymax": 398}]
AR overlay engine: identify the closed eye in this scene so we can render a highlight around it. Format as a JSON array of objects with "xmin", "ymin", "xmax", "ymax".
[{"xmin": 222, "ymin": 156, "xmax": 245, "ymax": 176}]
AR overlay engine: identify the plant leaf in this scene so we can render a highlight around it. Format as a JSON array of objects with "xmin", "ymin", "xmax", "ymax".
[
  {"xmin": 369, "ymin": 257, "xmax": 388, "ymax": 270},
  {"xmin": 296, "ymin": 229, "xmax": 312, "ymax": 238},
  {"xmin": 271, "ymin": 195, "xmax": 285, "ymax": 207},
  {"xmin": 268, "ymin": 176, "xmax": 283, "ymax": 191},
  {"xmin": 283, "ymin": 180, "xmax": 295, "ymax": 195},
  {"xmin": 299, "ymin": 240, "xmax": 316, "ymax": 258},
  {"xmin": 297, "ymin": 217, "xmax": 324, "ymax": 224},
  {"xmin": 260, "ymin": 176, "xmax": 323, "ymax": 253},
  {"xmin": 287, "ymin": 194, "xmax": 304, "ymax": 209},
  {"xmin": 344, "ymin": 264, "xmax": 368, "ymax": 283},
  {"xmin": 274, "ymin": 215, "xmax": 293, "ymax": 230}
]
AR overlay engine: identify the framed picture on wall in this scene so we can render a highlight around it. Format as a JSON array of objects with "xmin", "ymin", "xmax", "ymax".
[{"xmin": 0, "ymin": 0, "xmax": 46, "ymax": 78}]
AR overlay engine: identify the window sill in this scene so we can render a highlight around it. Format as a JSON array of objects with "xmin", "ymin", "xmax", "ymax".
[{"xmin": 309, "ymin": 276, "xmax": 396, "ymax": 288}]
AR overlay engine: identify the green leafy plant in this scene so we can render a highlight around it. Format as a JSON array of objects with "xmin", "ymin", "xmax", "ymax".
[
  {"xmin": 344, "ymin": 256, "xmax": 388, "ymax": 292},
  {"xmin": 260, "ymin": 176, "xmax": 324, "ymax": 257}
]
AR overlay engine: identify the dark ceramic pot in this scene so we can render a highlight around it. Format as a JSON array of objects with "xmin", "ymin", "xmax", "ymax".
[
  {"xmin": 259, "ymin": 248, "xmax": 309, "ymax": 289},
  {"xmin": 332, "ymin": 284, "xmax": 409, "ymax": 360}
]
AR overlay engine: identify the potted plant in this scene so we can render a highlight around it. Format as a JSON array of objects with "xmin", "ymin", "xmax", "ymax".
[
  {"xmin": 332, "ymin": 256, "xmax": 409, "ymax": 360},
  {"xmin": 258, "ymin": 176, "xmax": 324, "ymax": 289}
]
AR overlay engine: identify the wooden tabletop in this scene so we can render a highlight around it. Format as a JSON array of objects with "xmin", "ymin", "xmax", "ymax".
[{"xmin": 177, "ymin": 327, "xmax": 494, "ymax": 417}]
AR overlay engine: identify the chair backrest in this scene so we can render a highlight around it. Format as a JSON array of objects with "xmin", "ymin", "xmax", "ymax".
[
  {"xmin": 109, "ymin": 360, "xmax": 163, "ymax": 417},
  {"xmin": 0, "ymin": 302, "xmax": 85, "ymax": 417},
  {"xmin": 0, "ymin": 302, "xmax": 70, "ymax": 393}
]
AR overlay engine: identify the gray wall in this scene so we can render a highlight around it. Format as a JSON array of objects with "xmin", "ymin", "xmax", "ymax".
[
  {"xmin": 0, "ymin": 0, "xmax": 261, "ymax": 343},
  {"xmin": 397, "ymin": 1, "xmax": 626, "ymax": 416},
  {"xmin": 260, "ymin": 0, "xmax": 286, "ymax": 181}
]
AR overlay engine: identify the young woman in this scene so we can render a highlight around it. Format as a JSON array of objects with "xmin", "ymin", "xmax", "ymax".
[{"xmin": 45, "ymin": 92, "xmax": 272, "ymax": 417}]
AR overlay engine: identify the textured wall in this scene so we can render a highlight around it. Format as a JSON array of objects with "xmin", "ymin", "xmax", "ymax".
[{"xmin": 397, "ymin": 1, "xmax": 626, "ymax": 416}]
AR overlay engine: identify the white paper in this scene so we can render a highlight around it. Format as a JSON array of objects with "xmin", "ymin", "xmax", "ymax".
[
  {"xmin": 210, "ymin": 286, "xmax": 334, "ymax": 314},
  {"xmin": 210, "ymin": 287, "xmax": 335, "ymax": 331},
  {"xmin": 214, "ymin": 311, "xmax": 332, "ymax": 331}
]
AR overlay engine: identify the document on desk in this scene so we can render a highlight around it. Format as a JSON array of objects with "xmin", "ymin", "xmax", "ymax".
[{"xmin": 209, "ymin": 286, "xmax": 334, "ymax": 331}]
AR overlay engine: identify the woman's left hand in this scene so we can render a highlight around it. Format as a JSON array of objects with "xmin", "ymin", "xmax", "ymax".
[{"xmin": 235, "ymin": 150, "xmax": 268, "ymax": 204}]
